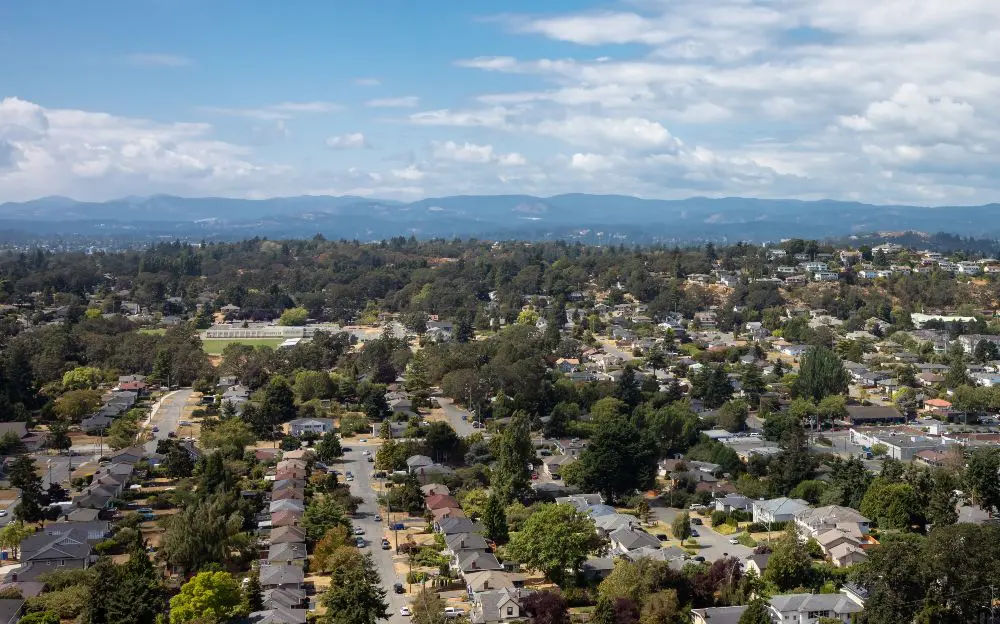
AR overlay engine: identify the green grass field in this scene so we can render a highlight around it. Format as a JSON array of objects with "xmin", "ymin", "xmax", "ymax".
[
  {"xmin": 137, "ymin": 328, "xmax": 167, "ymax": 336},
  {"xmin": 201, "ymin": 338, "xmax": 285, "ymax": 355}
]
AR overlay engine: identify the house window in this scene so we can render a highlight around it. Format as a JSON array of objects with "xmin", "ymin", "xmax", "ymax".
[
  {"xmin": 506, "ymin": 607, "xmax": 513, "ymax": 616},
  {"xmin": 58, "ymin": 560, "xmax": 65, "ymax": 566}
]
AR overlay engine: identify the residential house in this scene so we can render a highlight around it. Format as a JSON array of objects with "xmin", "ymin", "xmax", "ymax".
[
  {"xmin": 470, "ymin": 588, "xmax": 532, "ymax": 624},
  {"xmin": 263, "ymin": 587, "xmax": 307, "ymax": 610},
  {"xmin": 437, "ymin": 517, "xmax": 484, "ymax": 535},
  {"xmin": 465, "ymin": 570, "xmax": 525, "ymax": 596},
  {"xmin": 581, "ymin": 557, "xmax": 616, "ymax": 581},
  {"xmin": 267, "ymin": 526, "xmax": 306, "ymax": 545},
  {"xmin": 425, "ymin": 494, "xmax": 461, "ymax": 511},
  {"xmin": 420, "ymin": 484, "xmax": 450, "ymax": 497},
  {"xmin": 542, "ymin": 454, "xmax": 576, "ymax": 479},
  {"xmin": 406, "ymin": 455, "xmax": 434, "ymax": 473},
  {"xmin": 752, "ymin": 498, "xmax": 810, "ymax": 525},
  {"xmin": 743, "ymin": 553, "xmax": 771, "ymax": 577},
  {"xmin": 269, "ymin": 510, "xmax": 303, "ymax": 528},
  {"xmin": 269, "ymin": 499, "xmax": 305, "ymax": 515},
  {"xmin": 715, "ymin": 495, "xmax": 752, "ymax": 513},
  {"xmin": 259, "ymin": 564, "xmax": 305, "ymax": 590},
  {"xmin": 554, "ymin": 358, "xmax": 580, "ymax": 373},
  {"xmin": 593, "ymin": 513, "xmax": 640, "ymax": 536},
  {"xmin": 795, "ymin": 506, "xmax": 870, "ymax": 537},
  {"xmin": 413, "ymin": 463, "xmax": 457, "ymax": 484},
  {"xmin": 287, "ymin": 418, "xmax": 335, "ymax": 437},
  {"xmin": 828, "ymin": 542, "xmax": 869, "ymax": 568},
  {"xmin": 248, "ymin": 607, "xmax": 307, "ymax": 624},
  {"xmin": 456, "ymin": 551, "xmax": 504, "ymax": 576},
  {"xmin": 691, "ymin": 606, "xmax": 748, "ymax": 624},
  {"xmin": 768, "ymin": 593, "xmax": 863, "ymax": 623},
  {"xmin": 266, "ymin": 542, "xmax": 307, "ymax": 566},
  {"xmin": 445, "ymin": 533, "xmax": 491, "ymax": 559},
  {"xmin": 11, "ymin": 528, "xmax": 93, "ymax": 581},
  {"xmin": 608, "ymin": 527, "xmax": 661, "ymax": 554},
  {"xmin": 431, "ymin": 507, "xmax": 466, "ymax": 522}
]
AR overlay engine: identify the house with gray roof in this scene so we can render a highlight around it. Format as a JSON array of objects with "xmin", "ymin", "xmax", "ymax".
[
  {"xmin": 470, "ymin": 588, "xmax": 532, "ymax": 624},
  {"xmin": 445, "ymin": 533, "xmax": 490, "ymax": 557},
  {"xmin": 267, "ymin": 542, "xmax": 307, "ymax": 565},
  {"xmin": 259, "ymin": 564, "xmax": 304, "ymax": 589},
  {"xmin": 769, "ymin": 592, "xmax": 863, "ymax": 623},
  {"xmin": 263, "ymin": 587, "xmax": 307, "ymax": 610},
  {"xmin": 437, "ymin": 517, "xmax": 483, "ymax": 535},
  {"xmin": 752, "ymin": 497, "xmax": 810, "ymax": 524},
  {"xmin": 794, "ymin": 505, "xmax": 870, "ymax": 537},
  {"xmin": 457, "ymin": 551, "xmax": 504, "ymax": 575},
  {"xmin": 691, "ymin": 606, "xmax": 748, "ymax": 624},
  {"xmin": 11, "ymin": 528, "xmax": 93, "ymax": 581},
  {"xmin": 609, "ymin": 527, "xmax": 661, "ymax": 554},
  {"xmin": 593, "ymin": 513, "xmax": 640, "ymax": 535},
  {"xmin": 267, "ymin": 526, "xmax": 306, "ymax": 545},
  {"xmin": 287, "ymin": 418, "xmax": 335, "ymax": 437},
  {"xmin": 248, "ymin": 607, "xmax": 307, "ymax": 624}
]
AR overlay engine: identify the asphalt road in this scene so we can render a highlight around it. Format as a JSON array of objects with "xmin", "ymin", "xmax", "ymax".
[
  {"xmin": 436, "ymin": 398, "xmax": 476, "ymax": 437},
  {"xmin": 652, "ymin": 505, "xmax": 754, "ymax": 563},
  {"xmin": 144, "ymin": 388, "xmax": 194, "ymax": 454},
  {"xmin": 343, "ymin": 444, "xmax": 411, "ymax": 623}
]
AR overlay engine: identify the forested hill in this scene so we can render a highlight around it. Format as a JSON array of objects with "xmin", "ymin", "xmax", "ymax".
[{"xmin": 2, "ymin": 194, "xmax": 1000, "ymax": 243}]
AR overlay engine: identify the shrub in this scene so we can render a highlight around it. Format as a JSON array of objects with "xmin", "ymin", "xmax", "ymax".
[
  {"xmin": 747, "ymin": 520, "xmax": 789, "ymax": 533},
  {"xmin": 26, "ymin": 584, "xmax": 90, "ymax": 619}
]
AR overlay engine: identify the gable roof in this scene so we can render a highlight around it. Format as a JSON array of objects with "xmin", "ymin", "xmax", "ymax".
[
  {"xmin": 754, "ymin": 497, "xmax": 810, "ymax": 516},
  {"xmin": 21, "ymin": 529, "xmax": 90, "ymax": 563},
  {"xmin": 425, "ymin": 494, "xmax": 461, "ymax": 510},
  {"xmin": 609, "ymin": 527, "xmax": 661, "ymax": 551},
  {"xmin": 268, "ymin": 525, "xmax": 306, "ymax": 544},
  {"xmin": 457, "ymin": 551, "xmax": 504, "ymax": 573},
  {"xmin": 769, "ymin": 593, "xmax": 863, "ymax": 616},
  {"xmin": 438, "ymin": 517, "xmax": 483, "ymax": 535},
  {"xmin": 267, "ymin": 541, "xmax": 307, "ymax": 562},
  {"xmin": 259, "ymin": 564, "xmax": 305, "ymax": 587},
  {"xmin": 445, "ymin": 533, "xmax": 490, "ymax": 552},
  {"xmin": 796, "ymin": 505, "xmax": 869, "ymax": 529}
]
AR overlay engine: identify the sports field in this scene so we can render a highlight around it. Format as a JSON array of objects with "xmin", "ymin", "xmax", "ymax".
[{"xmin": 200, "ymin": 338, "xmax": 285, "ymax": 355}]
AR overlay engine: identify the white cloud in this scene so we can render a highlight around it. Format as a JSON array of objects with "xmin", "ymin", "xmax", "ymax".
[
  {"xmin": 569, "ymin": 153, "xmax": 615, "ymax": 172},
  {"xmin": 326, "ymin": 132, "xmax": 369, "ymax": 149},
  {"xmin": 431, "ymin": 141, "xmax": 494, "ymax": 163},
  {"xmin": 498, "ymin": 152, "xmax": 527, "ymax": 166},
  {"xmin": 354, "ymin": 77, "xmax": 382, "ymax": 86},
  {"xmin": 367, "ymin": 96, "xmax": 420, "ymax": 108},
  {"xmin": 126, "ymin": 53, "xmax": 193, "ymax": 67},
  {"xmin": 409, "ymin": 107, "xmax": 513, "ymax": 128},
  {"xmin": 203, "ymin": 101, "xmax": 341, "ymax": 120},
  {"xmin": 392, "ymin": 164, "xmax": 425, "ymax": 181},
  {"xmin": 0, "ymin": 97, "xmax": 287, "ymax": 202},
  {"xmin": 535, "ymin": 116, "xmax": 681, "ymax": 150}
]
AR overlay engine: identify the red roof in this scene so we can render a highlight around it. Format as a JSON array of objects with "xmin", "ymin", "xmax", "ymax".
[
  {"xmin": 425, "ymin": 494, "xmax": 461, "ymax": 510},
  {"xmin": 925, "ymin": 398, "xmax": 952, "ymax": 408}
]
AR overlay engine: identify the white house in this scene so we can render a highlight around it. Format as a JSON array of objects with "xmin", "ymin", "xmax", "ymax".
[
  {"xmin": 751, "ymin": 497, "xmax": 809, "ymax": 525},
  {"xmin": 470, "ymin": 588, "xmax": 531, "ymax": 623},
  {"xmin": 794, "ymin": 505, "xmax": 870, "ymax": 538},
  {"xmin": 287, "ymin": 418, "xmax": 335, "ymax": 437},
  {"xmin": 768, "ymin": 593, "xmax": 863, "ymax": 624}
]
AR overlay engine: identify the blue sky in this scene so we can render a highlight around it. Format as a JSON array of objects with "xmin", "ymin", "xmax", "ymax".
[{"xmin": 1, "ymin": 0, "xmax": 998, "ymax": 205}]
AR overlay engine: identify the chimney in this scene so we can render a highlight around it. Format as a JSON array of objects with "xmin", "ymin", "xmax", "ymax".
[
  {"xmin": 484, "ymin": 580, "xmax": 489, "ymax": 590},
  {"xmin": 460, "ymin": 539, "xmax": 465, "ymax": 549}
]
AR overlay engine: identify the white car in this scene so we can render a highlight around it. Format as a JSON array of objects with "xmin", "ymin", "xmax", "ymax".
[
  {"xmin": 0, "ymin": 510, "xmax": 7, "ymax": 518},
  {"xmin": 362, "ymin": 450, "xmax": 370, "ymax": 456},
  {"xmin": 729, "ymin": 537, "xmax": 740, "ymax": 545},
  {"xmin": 359, "ymin": 438, "xmax": 368, "ymax": 443},
  {"xmin": 399, "ymin": 607, "xmax": 411, "ymax": 617}
]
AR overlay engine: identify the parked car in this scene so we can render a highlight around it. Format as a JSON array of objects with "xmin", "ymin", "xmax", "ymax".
[
  {"xmin": 354, "ymin": 526, "xmax": 364, "ymax": 535},
  {"xmin": 355, "ymin": 537, "xmax": 366, "ymax": 548},
  {"xmin": 444, "ymin": 607, "xmax": 464, "ymax": 618},
  {"xmin": 152, "ymin": 426, "xmax": 159, "ymax": 432},
  {"xmin": 691, "ymin": 518, "xmax": 703, "ymax": 525},
  {"xmin": 382, "ymin": 539, "xmax": 391, "ymax": 550},
  {"xmin": 167, "ymin": 432, "xmax": 177, "ymax": 438},
  {"xmin": 690, "ymin": 529, "xmax": 699, "ymax": 537},
  {"xmin": 729, "ymin": 537, "xmax": 740, "ymax": 545},
  {"xmin": 400, "ymin": 607, "xmax": 411, "ymax": 616},
  {"xmin": 394, "ymin": 583, "xmax": 405, "ymax": 594},
  {"xmin": 693, "ymin": 555, "xmax": 705, "ymax": 562},
  {"xmin": 374, "ymin": 514, "xmax": 382, "ymax": 521},
  {"xmin": 655, "ymin": 534, "xmax": 668, "ymax": 541}
]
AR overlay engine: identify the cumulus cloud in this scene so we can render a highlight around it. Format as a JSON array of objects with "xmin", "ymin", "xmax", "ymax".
[
  {"xmin": 326, "ymin": 132, "xmax": 370, "ymax": 149},
  {"xmin": 0, "ymin": 97, "xmax": 287, "ymax": 202}
]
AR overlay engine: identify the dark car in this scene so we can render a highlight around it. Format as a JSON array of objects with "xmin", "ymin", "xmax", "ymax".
[
  {"xmin": 394, "ymin": 583, "xmax": 405, "ymax": 594},
  {"xmin": 693, "ymin": 555, "xmax": 705, "ymax": 562},
  {"xmin": 342, "ymin": 447, "xmax": 352, "ymax": 453},
  {"xmin": 690, "ymin": 529, "xmax": 700, "ymax": 537},
  {"xmin": 655, "ymin": 534, "xmax": 668, "ymax": 541},
  {"xmin": 691, "ymin": 518, "xmax": 703, "ymax": 525}
]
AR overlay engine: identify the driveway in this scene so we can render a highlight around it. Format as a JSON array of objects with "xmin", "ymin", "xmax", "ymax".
[
  {"xmin": 651, "ymin": 505, "xmax": 754, "ymax": 563},
  {"xmin": 144, "ymin": 388, "xmax": 194, "ymax": 454},
  {"xmin": 435, "ymin": 398, "xmax": 476, "ymax": 437},
  {"xmin": 343, "ymin": 444, "xmax": 410, "ymax": 623}
]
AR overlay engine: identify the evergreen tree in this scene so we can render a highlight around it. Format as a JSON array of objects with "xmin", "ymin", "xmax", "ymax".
[
  {"xmin": 404, "ymin": 351, "xmax": 431, "ymax": 409},
  {"xmin": 482, "ymin": 493, "xmax": 509, "ymax": 544},
  {"xmin": 592, "ymin": 595, "xmax": 616, "ymax": 624},
  {"xmin": 244, "ymin": 565, "xmax": 264, "ymax": 613},
  {"xmin": 110, "ymin": 543, "xmax": 163, "ymax": 624},
  {"xmin": 9, "ymin": 455, "xmax": 44, "ymax": 523},
  {"xmin": 739, "ymin": 597, "xmax": 773, "ymax": 624},
  {"xmin": 740, "ymin": 364, "xmax": 766, "ymax": 403},
  {"xmin": 793, "ymin": 346, "xmax": 848, "ymax": 401},
  {"xmin": 575, "ymin": 414, "xmax": 657, "ymax": 503},
  {"xmin": 83, "ymin": 557, "xmax": 118, "ymax": 624},
  {"xmin": 615, "ymin": 366, "xmax": 642, "ymax": 408},
  {"xmin": 319, "ymin": 553, "xmax": 389, "ymax": 624},
  {"xmin": 492, "ymin": 411, "xmax": 533, "ymax": 504},
  {"xmin": 316, "ymin": 431, "xmax": 343, "ymax": 462}
]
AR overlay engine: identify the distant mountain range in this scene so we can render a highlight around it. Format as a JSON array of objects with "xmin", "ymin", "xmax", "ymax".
[{"xmin": 1, "ymin": 194, "xmax": 999, "ymax": 244}]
